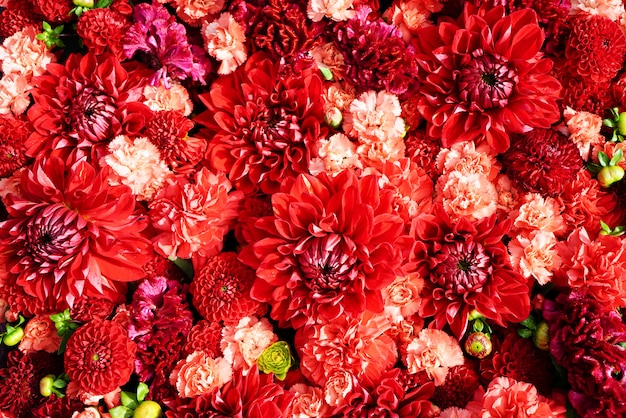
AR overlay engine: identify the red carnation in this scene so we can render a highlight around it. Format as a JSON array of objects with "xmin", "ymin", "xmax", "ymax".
[
  {"xmin": 64, "ymin": 319, "xmax": 136, "ymax": 395},
  {"xmin": 414, "ymin": 205, "xmax": 531, "ymax": 338},
  {"xmin": 0, "ymin": 115, "xmax": 32, "ymax": 178},
  {"xmin": 191, "ymin": 252, "xmax": 266, "ymax": 324},
  {"xmin": 76, "ymin": 7, "xmax": 130, "ymax": 61},
  {"xmin": 31, "ymin": 0, "xmax": 74, "ymax": 24},
  {"xmin": 413, "ymin": 4, "xmax": 561, "ymax": 153},
  {"xmin": 196, "ymin": 51, "xmax": 326, "ymax": 195},
  {"xmin": 0, "ymin": 155, "xmax": 152, "ymax": 314},
  {"xmin": 240, "ymin": 169, "xmax": 414, "ymax": 329}
]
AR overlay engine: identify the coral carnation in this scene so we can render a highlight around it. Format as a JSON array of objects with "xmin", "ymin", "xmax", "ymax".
[{"xmin": 405, "ymin": 328, "xmax": 465, "ymax": 386}]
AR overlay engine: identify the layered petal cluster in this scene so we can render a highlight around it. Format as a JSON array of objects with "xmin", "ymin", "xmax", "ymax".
[
  {"xmin": 196, "ymin": 51, "xmax": 326, "ymax": 195},
  {"xmin": 413, "ymin": 4, "xmax": 562, "ymax": 153},
  {"xmin": 0, "ymin": 155, "xmax": 152, "ymax": 314},
  {"xmin": 240, "ymin": 169, "xmax": 414, "ymax": 328},
  {"xmin": 413, "ymin": 206, "xmax": 531, "ymax": 338}
]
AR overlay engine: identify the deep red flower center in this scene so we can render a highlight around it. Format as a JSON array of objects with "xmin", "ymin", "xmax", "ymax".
[
  {"xmin": 68, "ymin": 86, "xmax": 116, "ymax": 141},
  {"xmin": 458, "ymin": 51, "xmax": 518, "ymax": 110},
  {"xmin": 433, "ymin": 241, "xmax": 492, "ymax": 294},
  {"xmin": 298, "ymin": 235, "xmax": 358, "ymax": 293},
  {"xmin": 25, "ymin": 205, "xmax": 84, "ymax": 266}
]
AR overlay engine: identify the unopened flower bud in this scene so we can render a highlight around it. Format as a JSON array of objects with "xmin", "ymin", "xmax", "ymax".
[
  {"xmin": 133, "ymin": 400, "xmax": 163, "ymax": 418},
  {"xmin": 618, "ymin": 112, "xmax": 626, "ymax": 136},
  {"xmin": 257, "ymin": 341, "xmax": 293, "ymax": 380},
  {"xmin": 533, "ymin": 321, "xmax": 550, "ymax": 351},
  {"xmin": 324, "ymin": 107, "xmax": 343, "ymax": 129},
  {"xmin": 597, "ymin": 165, "xmax": 625, "ymax": 188},
  {"xmin": 464, "ymin": 332, "xmax": 493, "ymax": 359},
  {"xmin": 39, "ymin": 375, "xmax": 55, "ymax": 397},
  {"xmin": 73, "ymin": 0, "xmax": 94, "ymax": 7}
]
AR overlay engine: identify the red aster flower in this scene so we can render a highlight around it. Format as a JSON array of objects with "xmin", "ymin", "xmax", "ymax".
[
  {"xmin": 405, "ymin": 130, "xmax": 442, "ymax": 182},
  {"xmin": 565, "ymin": 14, "xmax": 626, "ymax": 84},
  {"xmin": 76, "ymin": 7, "xmax": 130, "ymax": 61},
  {"xmin": 501, "ymin": 128, "xmax": 582, "ymax": 197},
  {"xmin": 31, "ymin": 0, "xmax": 74, "ymax": 24},
  {"xmin": 240, "ymin": 169, "xmax": 414, "ymax": 329},
  {"xmin": 413, "ymin": 4, "xmax": 562, "ymax": 153},
  {"xmin": 144, "ymin": 110, "xmax": 205, "ymax": 173},
  {"xmin": 183, "ymin": 320, "xmax": 223, "ymax": 358},
  {"xmin": 0, "ymin": 155, "xmax": 152, "ymax": 314},
  {"xmin": 31, "ymin": 396, "xmax": 86, "ymax": 418},
  {"xmin": 0, "ymin": 1, "xmax": 40, "ymax": 38},
  {"xmin": 196, "ymin": 51, "xmax": 326, "ymax": 195},
  {"xmin": 432, "ymin": 365, "xmax": 480, "ymax": 410},
  {"xmin": 64, "ymin": 319, "xmax": 136, "ymax": 395},
  {"xmin": 190, "ymin": 252, "xmax": 266, "ymax": 324},
  {"xmin": 0, "ymin": 115, "xmax": 32, "ymax": 178},
  {"xmin": 414, "ymin": 205, "xmax": 531, "ymax": 338},
  {"xmin": 25, "ymin": 52, "xmax": 152, "ymax": 162}
]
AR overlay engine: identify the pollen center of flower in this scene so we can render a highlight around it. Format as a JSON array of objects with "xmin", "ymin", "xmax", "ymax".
[
  {"xmin": 458, "ymin": 51, "xmax": 518, "ymax": 110},
  {"xmin": 433, "ymin": 241, "xmax": 492, "ymax": 294},
  {"xmin": 298, "ymin": 235, "xmax": 357, "ymax": 293}
]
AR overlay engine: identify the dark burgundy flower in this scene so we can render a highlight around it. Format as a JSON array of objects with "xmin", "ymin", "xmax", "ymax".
[
  {"xmin": 501, "ymin": 128, "xmax": 583, "ymax": 197},
  {"xmin": 414, "ymin": 205, "xmax": 531, "ymax": 338},
  {"xmin": 405, "ymin": 130, "xmax": 442, "ymax": 182},
  {"xmin": 0, "ymin": 351, "xmax": 40, "ymax": 415},
  {"xmin": 432, "ymin": 365, "xmax": 480, "ymax": 410},
  {"xmin": 413, "ymin": 4, "xmax": 561, "ymax": 153},
  {"xmin": 196, "ymin": 51, "xmax": 326, "ymax": 195},
  {"xmin": 64, "ymin": 319, "xmax": 136, "ymax": 395}
]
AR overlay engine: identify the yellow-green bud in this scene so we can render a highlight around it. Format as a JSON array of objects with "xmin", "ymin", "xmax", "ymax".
[
  {"xmin": 73, "ymin": 0, "xmax": 94, "ymax": 7},
  {"xmin": 324, "ymin": 107, "xmax": 343, "ymax": 129},
  {"xmin": 39, "ymin": 375, "xmax": 56, "ymax": 397},
  {"xmin": 257, "ymin": 341, "xmax": 293, "ymax": 380},
  {"xmin": 464, "ymin": 332, "xmax": 493, "ymax": 359},
  {"xmin": 133, "ymin": 400, "xmax": 163, "ymax": 418},
  {"xmin": 533, "ymin": 321, "xmax": 550, "ymax": 351}
]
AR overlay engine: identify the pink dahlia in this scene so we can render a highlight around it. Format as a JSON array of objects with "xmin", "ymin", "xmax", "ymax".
[
  {"xmin": 240, "ymin": 169, "xmax": 414, "ymax": 328},
  {"xmin": 25, "ymin": 52, "xmax": 152, "ymax": 162},
  {"xmin": 414, "ymin": 205, "xmax": 531, "ymax": 338},
  {"xmin": 413, "ymin": 4, "xmax": 562, "ymax": 153},
  {"xmin": 196, "ymin": 51, "xmax": 326, "ymax": 195},
  {"xmin": 0, "ymin": 155, "xmax": 152, "ymax": 314}
]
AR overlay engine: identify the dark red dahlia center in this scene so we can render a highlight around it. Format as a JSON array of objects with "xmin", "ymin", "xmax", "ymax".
[
  {"xmin": 433, "ymin": 241, "xmax": 492, "ymax": 294},
  {"xmin": 458, "ymin": 51, "xmax": 518, "ymax": 110},
  {"xmin": 68, "ymin": 86, "xmax": 116, "ymax": 142},
  {"xmin": 298, "ymin": 235, "xmax": 357, "ymax": 293},
  {"xmin": 26, "ymin": 205, "xmax": 84, "ymax": 266}
]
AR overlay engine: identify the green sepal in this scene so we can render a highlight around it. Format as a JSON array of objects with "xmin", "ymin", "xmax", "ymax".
[{"xmin": 109, "ymin": 406, "xmax": 133, "ymax": 418}]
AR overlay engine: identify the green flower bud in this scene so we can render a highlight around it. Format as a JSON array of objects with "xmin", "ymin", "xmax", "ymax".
[
  {"xmin": 533, "ymin": 321, "xmax": 550, "ymax": 351},
  {"xmin": 464, "ymin": 332, "xmax": 493, "ymax": 359},
  {"xmin": 598, "ymin": 165, "xmax": 625, "ymax": 188},
  {"xmin": 324, "ymin": 107, "xmax": 343, "ymax": 129},
  {"xmin": 73, "ymin": 0, "xmax": 94, "ymax": 7},
  {"xmin": 39, "ymin": 375, "xmax": 56, "ymax": 397},
  {"xmin": 2, "ymin": 326, "xmax": 24, "ymax": 346},
  {"xmin": 618, "ymin": 112, "xmax": 626, "ymax": 136},
  {"xmin": 133, "ymin": 400, "xmax": 163, "ymax": 418},
  {"xmin": 257, "ymin": 341, "xmax": 293, "ymax": 380}
]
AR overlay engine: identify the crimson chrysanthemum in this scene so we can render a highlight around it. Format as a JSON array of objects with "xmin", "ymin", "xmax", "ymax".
[
  {"xmin": 501, "ymin": 128, "xmax": 583, "ymax": 197},
  {"xmin": 561, "ymin": 77, "xmax": 615, "ymax": 114},
  {"xmin": 25, "ymin": 52, "xmax": 152, "ymax": 161},
  {"xmin": 565, "ymin": 13, "xmax": 626, "ymax": 84},
  {"xmin": 240, "ymin": 169, "xmax": 414, "ymax": 329},
  {"xmin": 64, "ymin": 319, "xmax": 136, "ymax": 395},
  {"xmin": 0, "ymin": 155, "xmax": 152, "ymax": 314},
  {"xmin": 196, "ymin": 51, "xmax": 326, "ymax": 195},
  {"xmin": 0, "ymin": 114, "xmax": 31, "ymax": 177},
  {"xmin": 413, "ymin": 4, "xmax": 562, "ymax": 153},
  {"xmin": 191, "ymin": 252, "xmax": 266, "ymax": 324},
  {"xmin": 69, "ymin": 295, "xmax": 116, "ymax": 323},
  {"xmin": 76, "ymin": 7, "xmax": 130, "ymax": 61},
  {"xmin": 0, "ymin": 1, "xmax": 40, "ymax": 38},
  {"xmin": 0, "ymin": 351, "xmax": 41, "ymax": 416},
  {"xmin": 414, "ymin": 205, "xmax": 531, "ymax": 338}
]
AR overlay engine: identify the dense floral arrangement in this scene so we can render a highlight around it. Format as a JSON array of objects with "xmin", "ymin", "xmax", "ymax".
[{"xmin": 1, "ymin": 0, "xmax": 626, "ymax": 416}]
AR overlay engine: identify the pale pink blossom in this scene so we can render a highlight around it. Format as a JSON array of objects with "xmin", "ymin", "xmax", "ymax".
[
  {"xmin": 405, "ymin": 328, "xmax": 464, "ymax": 386},
  {"xmin": 383, "ymin": 272, "xmax": 423, "ymax": 323},
  {"xmin": 102, "ymin": 136, "xmax": 172, "ymax": 201},
  {"xmin": 0, "ymin": 73, "xmax": 31, "ymax": 115},
  {"xmin": 71, "ymin": 407, "xmax": 101, "ymax": 418},
  {"xmin": 322, "ymin": 81, "xmax": 354, "ymax": 113},
  {"xmin": 309, "ymin": 133, "xmax": 361, "ymax": 175},
  {"xmin": 438, "ymin": 171, "xmax": 498, "ymax": 221},
  {"xmin": 307, "ymin": 0, "xmax": 355, "ymax": 22},
  {"xmin": 509, "ymin": 230, "xmax": 561, "ymax": 285},
  {"xmin": 221, "ymin": 316, "xmax": 277, "ymax": 373},
  {"xmin": 170, "ymin": 351, "xmax": 233, "ymax": 398},
  {"xmin": 383, "ymin": 0, "xmax": 443, "ymax": 41},
  {"xmin": 344, "ymin": 90, "xmax": 405, "ymax": 143},
  {"xmin": 289, "ymin": 384, "xmax": 329, "ymax": 418},
  {"xmin": 143, "ymin": 83, "xmax": 193, "ymax": 116},
  {"xmin": 495, "ymin": 174, "xmax": 520, "ymax": 215},
  {"xmin": 0, "ymin": 168, "xmax": 22, "ymax": 201},
  {"xmin": 173, "ymin": 0, "xmax": 226, "ymax": 26},
  {"xmin": 440, "ymin": 407, "xmax": 477, "ymax": 418},
  {"xmin": 66, "ymin": 384, "xmax": 119, "ymax": 406},
  {"xmin": 323, "ymin": 369, "xmax": 355, "ymax": 407},
  {"xmin": 570, "ymin": 0, "xmax": 624, "ymax": 20},
  {"xmin": 18, "ymin": 315, "xmax": 62, "ymax": 354},
  {"xmin": 0, "ymin": 26, "xmax": 56, "ymax": 78},
  {"xmin": 436, "ymin": 141, "xmax": 500, "ymax": 181},
  {"xmin": 202, "ymin": 12, "xmax": 247, "ymax": 75},
  {"xmin": 511, "ymin": 193, "xmax": 565, "ymax": 235},
  {"xmin": 563, "ymin": 107, "xmax": 604, "ymax": 160}
]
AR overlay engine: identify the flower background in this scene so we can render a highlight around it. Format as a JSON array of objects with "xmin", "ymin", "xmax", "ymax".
[{"xmin": 0, "ymin": 0, "xmax": 625, "ymax": 417}]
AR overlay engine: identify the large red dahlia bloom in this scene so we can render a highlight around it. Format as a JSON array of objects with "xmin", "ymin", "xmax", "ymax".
[
  {"xmin": 196, "ymin": 51, "xmax": 326, "ymax": 195},
  {"xmin": 0, "ymin": 155, "xmax": 152, "ymax": 314},
  {"xmin": 414, "ymin": 206, "xmax": 531, "ymax": 338},
  {"xmin": 240, "ymin": 169, "xmax": 414, "ymax": 329},
  {"xmin": 413, "ymin": 4, "xmax": 561, "ymax": 153}
]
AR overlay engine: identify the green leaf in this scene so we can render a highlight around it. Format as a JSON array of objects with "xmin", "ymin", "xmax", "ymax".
[
  {"xmin": 599, "ymin": 151, "xmax": 610, "ymax": 167},
  {"xmin": 169, "ymin": 257, "xmax": 194, "ymax": 279},
  {"xmin": 517, "ymin": 328, "xmax": 533, "ymax": 339},
  {"xmin": 42, "ymin": 21, "xmax": 52, "ymax": 31},
  {"xmin": 95, "ymin": 0, "xmax": 114, "ymax": 8},
  {"xmin": 52, "ymin": 379, "xmax": 67, "ymax": 389},
  {"xmin": 604, "ymin": 118, "xmax": 616, "ymax": 128},
  {"xmin": 53, "ymin": 25, "xmax": 64, "ymax": 34},
  {"xmin": 614, "ymin": 225, "xmax": 625, "ymax": 233},
  {"xmin": 137, "ymin": 382, "xmax": 149, "ymax": 402},
  {"xmin": 519, "ymin": 315, "xmax": 537, "ymax": 330},
  {"xmin": 611, "ymin": 148, "xmax": 624, "ymax": 166},
  {"xmin": 120, "ymin": 391, "xmax": 138, "ymax": 409},
  {"xmin": 600, "ymin": 220, "xmax": 611, "ymax": 232},
  {"xmin": 109, "ymin": 406, "xmax": 133, "ymax": 418},
  {"xmin": 473, "ymin": 320, "xmax": 484, "ymax": 332}
]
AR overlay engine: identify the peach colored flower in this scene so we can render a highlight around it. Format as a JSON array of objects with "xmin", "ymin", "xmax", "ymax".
[
  {"xmin": 18, "ymin": 315, "xmax": 62, "ymax": 354},
  {"xmin": 322, "ymin": 81, "xmax": 355, "ymax": 114},
  {"xmin": 405, "ymin": 328, "xmax": 464, "ymax": 386},
  {"xmin": 310, "ymin": 133, "xmax": 360, "ymax": 175},
  {"xmin": 388, "ymin": 317, "xmax": 424, "ymax": 347},
  {"xmin": 437, "ymin": 171, "xmax": 498, "ymax": 221},
  {"xmin": 441, "ymin": 407, "xmax": 476, "ymax": 418},
  {"xmin": 383, "ymin": 0, "xmax": 443, "ymax": 41},
  {"xmin": 570, "ymin": 0, "xmax": 624, "ymax": 21},
  {"xmin": 323, "ymin": 369, "xmax": 355, "ymax": 407},
  {"xmin": 563, "ymin": 107, "xmax": 604, "ymax": 160},
  {"xmin": 511, "ymin": 193, "xmax": 565, "ymax": 235},
  {"xmin": 344, "ymin": 90, "xmax": 405, "ymax": 144},
  {"xmin": 66, "ymin": 383, "xmax": 119, "ymax": 406},
  {"xmin": 173, "ymin": 0, "xmax": 226, "ymax": 26},
  {"xmin": 0, "ymin": 26, "xmax": 56, "ymax": 78},
  {"xmin": 313, "ymin": 45, "xmax": 348, "ymax": 81},
  {"xmin": 170, "ymin": 351, "xmax": 233, "ymax": 398},
  {"xmin": 71, "ymin": 407, "xmax": 101, "ymax": 418},
  {"xmin": 142, "ymin": 83, "xmax": 193, "ymax": 116},
  {"xmin": 102, "ymin": 135, "xmax": 172, "ymax": 201},
  {"xmin": 289, "ymin": 384, "xmax": 329, "ymax": 418},
  {"xmin": 436, "ymin": 141, "xmax": 500, "ymax": 181},
  {"xmin": 221, "ymin": 316, "xmax": 277, "ymax": 373},
  {"xmin": 0, "ymin": 73, "xmax": 32, "ymax": 115},
  {"xmin": 202, "ymin": 12, "xmax": 247, "ymax": 75},
  {"xmin": 495, "ymin": 174, "xmax": 520, "ymax": 216},
  {"xmin": 509, "ymin": 230, "xmax": 561, "ymax": 285},
  {"xmin": 383, "ymin": 272, "xmax": 424, "ymax": 323},
  {"xmin": 307, "ymin": 0, "xmax": 355, "ymax": 22}
]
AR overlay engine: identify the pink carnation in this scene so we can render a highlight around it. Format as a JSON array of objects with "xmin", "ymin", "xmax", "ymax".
[
  {"xmin": 220, "ymin": 316, "xmax": 277, "ymax": 373},
  {"xmin": 383, "ymin": 272, "xmax": 424, "ymax": 323},
  {"xmin": 0, "ymin": 26, "xmax": 55, "ymax": 77},
  {"xmin": 170, "ymin": 351, "xmax": 233, "ymax": 398},
  {"xmin": 510, "ymin": 193, "xmax": 565, "ymax": 236},
  {"xmin": 509, "ymin": 230, "xmax": 561, "ymax": 285},
  {"xmin": 142, "ymin": 83, "xmax": 193, "ymax": 116},
  {"xmin": 289, "ymin": 384, "xmax": 329, "ymax": 417},
  {"xmin": 570, "ymin": 0, "xmax": 624, "ymax": 21},
  {"xmin": 202, "ymin": 12, "xmax": 247, "ymax": 75},
  {"xmin": 563, "ymin": 107, "xmax": 604, "ymax": 160},
  {"xmin": 436, "ymin": 141, "xmax": 500, "ymax": 181},
  {"xmin": 307, "ymin": 0, "xmax": 356, "ymax": 22},
  {"xmin": 404, "ymin": 328, "xmax": 464, "ymax": 386},
  {"xmin": 437, "ymin": 171, "xmax": 498, "ymax": 221},
  {"xmin": 0, "ymin": 73, "xmax": 31, "ymax": 115},
  {"xmin": 310, "ymin": 133, "xmax": 361, "ymax": 175},
  {"xmin": 173, "ymin": 0, "xmax": 225, "ymax": 25},
  {"xmin": 18, "ymin": 315, "xmax": 62, "ymax": 354}
]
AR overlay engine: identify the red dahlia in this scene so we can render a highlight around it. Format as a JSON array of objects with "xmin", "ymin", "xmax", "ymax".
[
  {"xmin": 0, "ymin": 155, "xmax": 152, "ymax": 314},
  {"xmin": 414, "ymin": 205, "xmax": 531, "ymax": 338},
  {"xmin": 0, "ymin": 115, "xmax": 31, "ymax": 178},
  {"xmin": 31, "ymin": 0, "xmax": 74, "ymax": 24},
  {"xmin": 76, "ymin": 7, "xmax": 130, "ymax": 61},
  {"xmin": 0, "ymin": 1, "xmax": 40, "ymax": 38},
  {"xmin": 413, "ymin": 4, "xmax": 561, "ymax": 153},
  {"xmin": 64, "ymin": 319, "xmax": 136, "ymax": 395},
  {"xmin": 240, "ymin": 169, "xmax": 414, "ymax": 329},
  {"xmin": 196, "ymin": 51, "xmax": 326, "ymax": 195},
  {"xmin": 183, "ymin": 319, "xmax": 223, "ymax": 358},
  {"xmin": 432, "ymin": 365, "xmax": 480, "ymax": 410}
]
